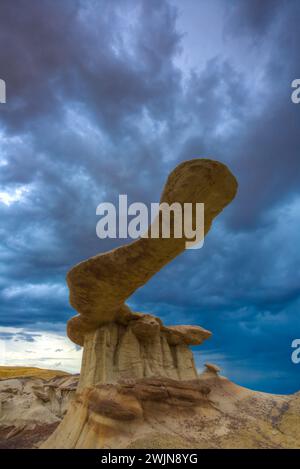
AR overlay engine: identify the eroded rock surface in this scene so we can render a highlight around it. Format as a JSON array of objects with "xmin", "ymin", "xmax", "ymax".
[
  {"xmin": 0, "ymin": 373, "xmax": 78, "ymax": 448},
  {"xmin": 78, "ymin": 314, "xmax": 211, "ymax": 390},
  {"xmin": 42, "ymin": 374, "xmax": 300, "ymax": 449},
  {"xmin": 204, "ymin": 363, "xmax": 221, "ymax": 375}
]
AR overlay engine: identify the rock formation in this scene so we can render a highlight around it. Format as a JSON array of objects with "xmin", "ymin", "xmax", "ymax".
[
  {"xmin": 67, "ymin": 159, "xmax": 238, "ymax": 389},
  {"xmin": 1, "ymin": 368, "xmax": 300, "ymax": 449},
  {"xmin": 42, "ymin": 373, "xmax": 300, "ymax": 449},
  {"xmin": 42, "ymin": 158, "xmax": 239, "ymax": 448},
  {"xmin": 204, "ymin": 363, "xmax": 221, "ymax": 375},
  {"xmin": 0, "ymin": 371, "xmax": 77, "ymax": 448}
]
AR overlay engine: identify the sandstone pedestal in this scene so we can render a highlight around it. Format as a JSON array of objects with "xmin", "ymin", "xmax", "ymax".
[{"xmin": 78, "ymin": 314, "xmax": 211, "ymax": 390}]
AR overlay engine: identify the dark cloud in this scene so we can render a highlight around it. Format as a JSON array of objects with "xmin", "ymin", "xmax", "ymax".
[
  {"xmin": 0, "ymin": 0, "xmax": 181, "ymax": 135},
  {"xmin": 0, "ymin": 0, "xmax": 299, "ymax": 393},
  {"xmin": 226, "ymin": 4, "xmax": 300, "ymax": 230},
  {"xmin": 224, "ymin": 0, "xmax": 283, "ymax": 38}
]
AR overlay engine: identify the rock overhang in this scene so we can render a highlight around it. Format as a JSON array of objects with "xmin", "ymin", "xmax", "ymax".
[{"xmin": 66, "ymin": 158, "xmax": 237, "ymax": 346}]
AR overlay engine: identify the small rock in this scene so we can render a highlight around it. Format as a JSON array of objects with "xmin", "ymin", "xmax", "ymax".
[{"xmin": 205, "ymin": 363, "xmax": 221, "ymax": 374}]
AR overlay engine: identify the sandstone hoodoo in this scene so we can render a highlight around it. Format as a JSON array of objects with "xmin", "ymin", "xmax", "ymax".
[
  {"xmin": 67, "ymin": 159, "xmax": 238, "ymax": 388},
  {"xmin": 42, "ymin": 159, "xmax": 238, "ymax": 448}
]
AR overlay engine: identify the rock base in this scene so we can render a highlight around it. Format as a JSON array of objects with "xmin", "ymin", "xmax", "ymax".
[{"xmin": 41, "ymin": 374, "xmax": 300, "ymax": 449}]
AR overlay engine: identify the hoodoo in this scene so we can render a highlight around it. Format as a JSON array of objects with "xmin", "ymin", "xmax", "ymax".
[{"xmin": 67, "ymin": 159, "xmax": 237, "ymax": 389}]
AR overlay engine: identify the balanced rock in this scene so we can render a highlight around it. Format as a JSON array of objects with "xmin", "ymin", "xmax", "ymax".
[
  {"xmin": 66, "ymin": 159, "xmax": 238, "ymax": 346},
  {"xmin": 66, "ymin": 159, "xmax": 237, "ymax": 391},
  {"xmin": 43, "ymin": 159, "xmax": 238, "ymax": 448}
]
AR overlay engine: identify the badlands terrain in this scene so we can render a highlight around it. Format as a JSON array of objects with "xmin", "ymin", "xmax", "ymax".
[
  {"xmin": 0, "ymin": 367, "xmax": 77, "ymax": 448},
  {"xmin": 0, "ymin": 365, "xmax": 299, "ymax": 449}
]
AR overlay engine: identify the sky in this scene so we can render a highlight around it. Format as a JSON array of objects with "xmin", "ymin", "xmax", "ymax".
[{"xmin": 0, "ymin": 0, "xmax": 299, "ymax": 393}]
